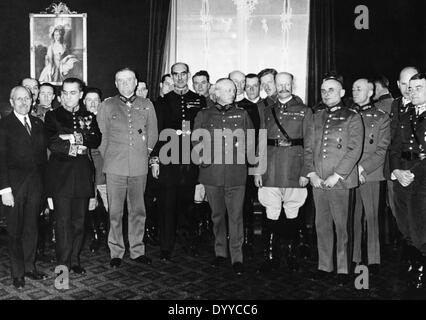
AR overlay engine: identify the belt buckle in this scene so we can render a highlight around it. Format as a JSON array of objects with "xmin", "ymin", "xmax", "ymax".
[{"xmin": 278, "ymin": 138, "xmax": 291, "ymax": 147}]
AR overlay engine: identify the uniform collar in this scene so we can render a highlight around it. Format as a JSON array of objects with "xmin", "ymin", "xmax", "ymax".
[
  {"xmin": 215, "ymin": 103, "xmax": 233, "ymax": 112},
  {"xmin": 119, "ymin": 94, "xmax": 137, "ymax": 104},
  {"xmin": 174, "ymin": 87, "xmax": 189, "ymax": 96},
  {"xmin": 402, "ymin": 96, "xmax": 411, "ymax": 107},
  {"xmin": 326, "ymin": 102, "xmax": 342, "ymax": 113},
  {"xmin": 415, "ymin": 103, "xmax": 426, "ymax": 116},
  {"xmin": 359, "ymin": 102, "xmax": 373, "ymax": 111}
]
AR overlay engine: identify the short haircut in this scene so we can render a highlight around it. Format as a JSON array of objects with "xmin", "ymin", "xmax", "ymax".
[
  {"xmin": 246, "ymin": 73, "xmax": 259, "ymax": 81},
  {"xmin": 410, "ymin": 73, "xmax": 426, "ymax": 81},
  {"xmin": 372, "ymin": 75, "xmax": 390, "ymax": 89},
  {"xmin": 258, "ymin": 68, "xmax": 277, "ymax": 80},
  {"xmin": 62, "ymin": 77, "xmax": 85, "ymax": 92},
  {"xmin": 115, "ymin": 67, "xmax": 137, "ymax": 80},
  {"xmin": 275, "ymin": 72, "xmax": 294, "ymax": 82},
  {"xmin": 171, "ymin": 62, "xmax": 189, "ymax": 73},
  {"xmin": 161, "ymin": 74, "xmax": 171, "ymax": 83},
  {"xmin": 20, "ymin": 77, "xmax": 40, "ymax": 87},
  {"xmin": 40, "ymin": 82, "xmax": 56, "ymax": 95},
  {"xmin": 322, "ymin": 71, "xmax": 344, "ymax": 86},
  {"xmin": 84, "ymin": 87, "xmax": 102, "ymax": 100},
  {"xmin": 10, "ymin": 85, "xmax": 31, "ymax": 100},
  {"xmin": 192, "ymin": 70, "xmax": 210, "ymax": 83},
  {"xmin": 215, "ymin": 77, "xmax": 236, "ymax": 88}
]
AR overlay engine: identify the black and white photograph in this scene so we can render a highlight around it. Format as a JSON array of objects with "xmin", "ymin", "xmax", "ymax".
[{"xmin": 0, "ymin": 0, "xmax": 425, "ymax": 308}]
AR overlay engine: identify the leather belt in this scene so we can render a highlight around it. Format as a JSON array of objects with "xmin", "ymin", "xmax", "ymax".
[
  {"xmin": 267, "ymin": 138, "xmax": 303, "ymax": 147},
  {"xmin": 401, "ymin": 151, "xmax": 426, "ymax": 161}
]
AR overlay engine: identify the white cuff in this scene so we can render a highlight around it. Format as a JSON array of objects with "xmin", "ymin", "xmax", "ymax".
[
  {"xmin": 306, "ymin": 172, "xmax": 316, "ymax": 178},
  {"xmin": 0, "ymin": 187, "xmax": 12, "ymax": 195},
  {"xmin": 335, "ymin": 173, "xmax": 344, "ymax": 180}
]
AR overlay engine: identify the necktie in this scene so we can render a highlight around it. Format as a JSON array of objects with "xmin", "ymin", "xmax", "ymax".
[{"xmin": 24, "ymin": 117, "xmax": 31, "ymax": 136}]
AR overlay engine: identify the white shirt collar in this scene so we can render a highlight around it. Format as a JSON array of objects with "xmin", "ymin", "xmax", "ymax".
[
  {"xmin": 13, "ymin": 111, "xmax": 31, "ymax": 128},
  {"xmin": 248, "ymin": 96, "xmax": 260, "ymax": 104},
  {"xmin": 415, "ymin": 103, "xmax": 426, "ymax": 115}
]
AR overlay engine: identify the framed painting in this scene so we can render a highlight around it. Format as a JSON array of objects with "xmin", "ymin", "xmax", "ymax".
[{"xmin": 30, "ymin": 13, "xmax": 87, "ymax": 85}]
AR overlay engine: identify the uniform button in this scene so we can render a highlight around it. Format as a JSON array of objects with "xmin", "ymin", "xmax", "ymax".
[
  {"xmin": 338, "ymin": 128, "xmax": 342, "ymax": 131},
  {"xmin": 409, "ymin": 147, "xmax": 413, "ymax": 150},
  {"xmin": 325, "ymin": 125, "xmax": 329, "ymax": 128},
  {"xmin": 410, "ymin": 140, "xmax": 413, "ymax": 143},
  {"xmin": 325, "ymin": 131, "xmax": 329, "ymax": 134},
  {"xmin": 323, "ymin": 149, "xmax": 327, "ymax": 152},
  {"xmin": 222, "ymin": 120, "xmax": 225, "ymax": 122},
  {"xmin": 129, "ymin": 125, "xmax": 132, "ymax": 128},
  {"xmin": 130, "ymin": 143, "xmax": 133, "ymax": 146},
  {"xmin": 323, "ymin": 143, "xmax": 327, "ymax": 146},
  {"xmin": 324, "ymin": 137, "xmax": 328, "ymax": 141},
  {"xmin": 129, "ymin": 131, "xmax": 133, "ymax": 134},
  {"xmin": 327, "ymin": 119, "xmax": 331, "ymax": 123},
  {"xmin": 74, "ymin": 126, "xmax": 77, "ymax": 129},
  {"xmin": 323, "ymin": 155, "xmax": 327, "ymax": 159}
]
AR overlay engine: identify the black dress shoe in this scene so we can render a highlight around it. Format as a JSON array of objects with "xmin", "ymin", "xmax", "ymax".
[
  {"xmin": 210, "ymin": 256, "xmax": 227, "ymax": 267},
  {"xmin": 160, "ymin": 251, "xmax": 171, "ymax": 262},
  {"xmin": 110, "ymin": 258, "xmax": 122, "ymax": 268},
  {"xmin": 25, "ymin": 270, "xmax": 48, "ymax": 280},
  {"xmin": 12, "ymin": 277, "xmax": 25, "ymax": 289},
  {"xmin": 71, "ymin": 265, "xmax": 86, "ymax": 274},
  {"xmin": 233, "ymin": 262, "xmax": 244, "ymax": 276},
  {"xmin": 337, "ymin": 273, "xmax": 350, "ymax": 286},
  {"xmin": 132, "ymin": 255, "xmax": 152, "ymax": 265}
]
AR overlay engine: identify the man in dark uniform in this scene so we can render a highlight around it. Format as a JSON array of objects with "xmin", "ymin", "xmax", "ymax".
[
  {"xmin": 389, "ymin": 66, "xmax": 420, "ymax": 273},
  {"xmin": 193, "ymin": 78, "xmax": 254, "ymax": 275},
  {"xmin": 45, "ymin": 78, "xmax": 101, "ymax": 276},
  {"xmin": 229, "ymin": 70, "xmax": 261, "ymax": 257},
  {"xmin": 373, "ymin": 75, "xmax": 393, "ymax": 115},
  {"xmin": 0, "ymin": 86, "xmax": 47, "ymax": 289},
  {"xmin": 351, "ymin": 79, "xmax": 390, "ymax": 274},
  {"xmin": 305, "ymin": 76, "xmax": 364, "ymax": 285},
  {"xmin": 151, "ymin": 62, "xmax": 206, "ymax": 261},
  {"xmin": 399, "ymin": 72, "xmax": 426, "ymax": 289},
  {"xmin": 254, "ymin": 72, "xmax": 313, "ymax": 273}
]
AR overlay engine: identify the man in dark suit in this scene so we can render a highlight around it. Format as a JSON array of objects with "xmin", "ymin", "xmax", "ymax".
[
  {"xmin": 45, "ymin": 78, "xmax": 101, "ymax": 276},
  {"xmin": 151, "ymin": 62, "xmax": 206, "ymax": 260},
  {"xmin": 389, "ymin": 66, "xmax": 420, "ymax": 272},
  {"xmin": 0, "ymin": 86, "xmax": 47, "ymax": 289}
]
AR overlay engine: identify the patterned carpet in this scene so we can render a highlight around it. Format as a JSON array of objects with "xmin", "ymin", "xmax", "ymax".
[{"xmin": 0, "ymin": 226, "xmax": 425, "ymax": 300}]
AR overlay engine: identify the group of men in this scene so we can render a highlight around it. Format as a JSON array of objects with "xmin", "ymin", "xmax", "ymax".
[{"xmin": 1, "ymin": 62, "xmax": 426, "ymax": 292}]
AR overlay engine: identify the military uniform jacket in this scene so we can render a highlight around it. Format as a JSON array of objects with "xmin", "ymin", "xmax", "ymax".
[
  {"xmin": 304, "ymin": 103, "xmax": 363, "ymax": 189},
  {"xmin": 410, "ymin": 107, "xmax": 426, "ymax": 176},
  {"xmin": 389, "ymin": 101, "xmax": 420, "ymax": 171},
  {"xmin": 152, "ymin": 90, "xmax": 205, "ymax": 186},
  {"xmin": 358, "ymin": 104, "xmax": 390, "ymax": 182},
  {"xmin": 45, "ymin": 106, "xmax": 101, "ymax": 198},
  {"xmin": 193, "ymin": 103, "xmax": 254, "ymax": 187},
  {"xmin": 261, "ymin": 96, "xmax": 314, "ymax": 187},
  {"xmin": 97, "ymin": 95, "xmax": 158, "ymax": 177},
  {"xmin": 375, "ymin": 93, "xmax": 393, "ymax": 115}
]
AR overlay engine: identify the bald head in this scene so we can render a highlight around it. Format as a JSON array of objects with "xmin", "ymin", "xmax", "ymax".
[
  {"xmin": 399, "ymin": 66, "xmax": 419, "ymax": 99},
  {"xmin": 215, "ymin": 78, "xmax": 236, "ymax": 105},
  {"xmin": 352, "ymin": 78, "xmax": 374, "ymax": 106},
  {"xmin": 229, "ymin": 70, "xmax": 246, "ymax": 96}
]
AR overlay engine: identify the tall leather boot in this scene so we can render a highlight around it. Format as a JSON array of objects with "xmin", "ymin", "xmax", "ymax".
[
  {"xmin": 285, "ymin": 218, "xmax": 299, "ymax": 272},
  {"xmin": 89, "ymin": 208, "xmax": 101, "ymax": 253},
  {"xmin": 257, "ymin": 219, "xmax": 280, "ymax": 273}
]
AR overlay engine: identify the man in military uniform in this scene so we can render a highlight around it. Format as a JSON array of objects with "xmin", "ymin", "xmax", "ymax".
[
  {"xmin": 254, "ymin": 72, "xmax": 313, "ymax": 273},
  {"xmin": 229, "ymin": 70, "xmax": 261, "ymax": 257},
  {"xmin": 351, "ymin": 79, "xmax": 390, "ymax": 274},
  {"xmin": 389, "ymin": 66, "xmax": 420, "ymax": 273},
  {"xmin": 399, "ymin": 72, "xmax": 426, "ymax": 289},
  {"xmin": 258, "ymin": 68, "xmax": 278, "ymax": 101},
  {"xmin": 373, "ymin": 75, "xmax": 393, "ymax": 115},
  {"xmin": 97, "ymin": 68, "xmax": 158, "ymax": 268},
  {"xmin": 193, "ymin": 78, "xmax": 254, "ymax": 275},
  {"xmin": 305, "ymin": 76, "xmax": 363, "ymax": 285},
  {"xmin": 151, "ymin": 62, "xmax": 206, "ymax": 261},
  {"xmin": 45, "ymin": 78, "xmax": 101, "ymax": 275}
]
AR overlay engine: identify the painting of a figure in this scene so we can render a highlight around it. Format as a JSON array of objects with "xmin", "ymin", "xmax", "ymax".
[{"xmin": 30, "ymin": 14, "xmax": 87, "ymax": 85}]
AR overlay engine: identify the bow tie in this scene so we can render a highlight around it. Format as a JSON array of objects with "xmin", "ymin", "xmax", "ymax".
[{"xmin": 119, "ymin": 94, "xmax": 137, "ymax": 104}]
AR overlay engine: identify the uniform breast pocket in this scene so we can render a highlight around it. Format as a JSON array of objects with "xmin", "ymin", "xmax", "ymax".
[{"xmin": 110, "ymin": 114, "xmax": 122, "ymax": 131}]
